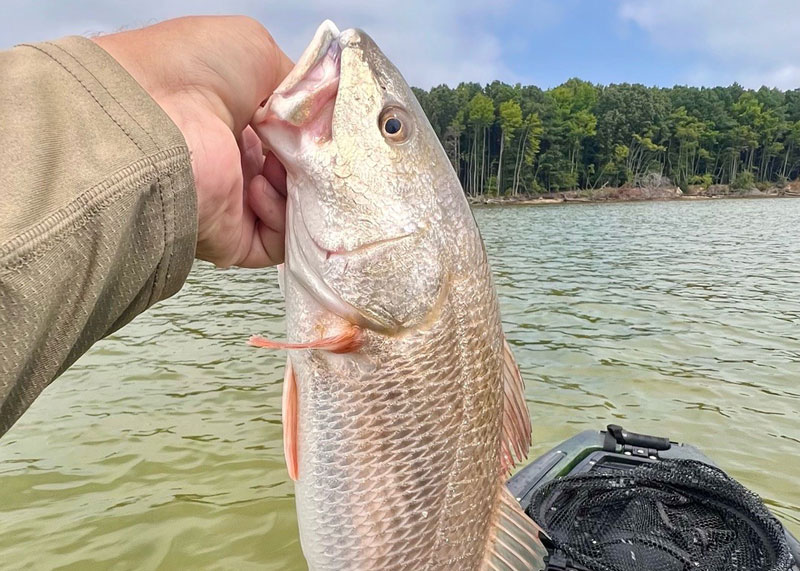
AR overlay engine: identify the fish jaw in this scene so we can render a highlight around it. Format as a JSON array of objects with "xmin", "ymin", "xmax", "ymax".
[
  {"xmin": 283, "ymin": 197, "xmax": 405, "ymax": 334},
  {"xmin": 252, "ymin": 20, "xmax": 342, "ymax": 158}
]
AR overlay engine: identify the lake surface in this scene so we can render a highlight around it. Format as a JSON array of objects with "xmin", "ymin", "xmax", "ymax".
[{"xmin": 1, "ymin": 198, "xmax": 798, "ymax": 570}]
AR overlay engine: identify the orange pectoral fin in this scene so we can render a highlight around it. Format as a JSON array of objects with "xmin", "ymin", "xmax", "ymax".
[
  {"xmin": 249, "ymin": 326, "xmax": 363, "ymax": 354},
  {"xmin": 283, "ymin": 358, "xmax": 299, "ymax": 481}
]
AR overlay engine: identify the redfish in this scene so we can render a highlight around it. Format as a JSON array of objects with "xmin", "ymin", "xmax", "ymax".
[{"xmin": 251, "ymin": 20, "xmax": 546, "ymax": 571}]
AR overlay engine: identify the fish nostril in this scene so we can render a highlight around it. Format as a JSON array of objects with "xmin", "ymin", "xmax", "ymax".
[{"xmin": 338, "ymin": 29, "xmax": 362, "ymax": 48}]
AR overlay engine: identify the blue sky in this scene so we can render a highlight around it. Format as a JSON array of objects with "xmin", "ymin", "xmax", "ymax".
[
  {"xmin": 2, "ymin": 0, "xmax": 799, "ymax": 91},
  {"xmin": 487, "ymin": 1, "xmax": 682, "ymax": 88}
]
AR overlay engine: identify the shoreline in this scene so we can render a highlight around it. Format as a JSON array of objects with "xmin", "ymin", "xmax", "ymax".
[{"xmin": 468, "ymin": 186, "xmax": 800, "ymax": 206}]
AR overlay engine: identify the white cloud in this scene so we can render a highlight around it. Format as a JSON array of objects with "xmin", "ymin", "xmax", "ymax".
[
  {"xmin": 619, "ymin": 0, "xmax": 800, "ymax": 89},
  {"xmin": 0, "ymin": 0, "xmax": 541, "ymax": 88}
]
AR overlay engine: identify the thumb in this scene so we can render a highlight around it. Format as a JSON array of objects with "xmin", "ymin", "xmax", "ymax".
[
  {"xmin": 197, "ymin": 16, "xmax": 295, "ymax": 134},
  {"xmin": 94, "ymin": 16, "xmax": 295, "ymax": 135}
]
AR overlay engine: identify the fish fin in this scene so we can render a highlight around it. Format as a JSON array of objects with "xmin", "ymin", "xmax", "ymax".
[
  {"xmin": 249, "ymin": 326, "xmax": 363, "ymax": 354},
  {"xmin": 282, "ymin": 357, "xmax": 299, "ymax": 481},
  {"xmin": 483, "ymin": 486, "xmax": 548, "ymax": 571},
  {"xmin": 277, "ymin": 263, "xmax": 286, "ymax": 296},
  {"xmin": 500, "ymin": 338, "xmax": 532, "ymax": 474}
]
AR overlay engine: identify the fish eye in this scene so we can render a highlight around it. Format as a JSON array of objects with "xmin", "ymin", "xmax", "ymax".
[
  {"xmin": 379, "ymin": 107, "xmax": 412, "ymax": 143},
  {"xmin": 384, "ymin": 117, "xmax": 402, "ymax": 134}
]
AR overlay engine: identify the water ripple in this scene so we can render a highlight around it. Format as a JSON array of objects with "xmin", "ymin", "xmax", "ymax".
[{"xmin": 0, "ymin": 200, "xmax": 798, "ymax": 569}]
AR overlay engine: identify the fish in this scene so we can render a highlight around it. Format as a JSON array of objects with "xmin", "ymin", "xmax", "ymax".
[{"xmin": 250, "ymin": 20, "xmax": 547, "ymax": 571}]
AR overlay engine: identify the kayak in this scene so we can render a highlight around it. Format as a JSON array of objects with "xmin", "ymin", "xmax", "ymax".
[{"xmin": 509, "ymin": 424, "xmax": 800, "ymax": 571}]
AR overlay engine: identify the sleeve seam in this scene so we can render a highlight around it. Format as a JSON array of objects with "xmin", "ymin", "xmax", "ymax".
[
  {"xmin": 43, "ymin": 40, "xmax": 161, "ymax": 151},
  {"xmin": 17, "ymin": 42, "xmax": 184, "ymax": 307},
  {"xmin": 0, "ymin": 147, "xmax": 191, "ymax": 272},
  {"xmin": 148, "ymin": 169, "xmax": 177, "ymax": 307},
  {"xmin": 47, "ymin": 39, "xmax": 173, "ymax": 306},
  {"xmin": 19, "ymin": 43, "xmax": 150, "ymax": 158}
]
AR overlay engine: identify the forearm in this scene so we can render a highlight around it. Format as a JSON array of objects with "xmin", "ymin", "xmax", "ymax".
[{"xmin": 0, "ymin": 37, "xmax": 197, "ymax": 435}]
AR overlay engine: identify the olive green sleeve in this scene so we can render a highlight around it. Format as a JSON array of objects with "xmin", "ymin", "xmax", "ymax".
[{"xmin": 0, "ymin": 37, "xmax": 197, "ymax": 435}]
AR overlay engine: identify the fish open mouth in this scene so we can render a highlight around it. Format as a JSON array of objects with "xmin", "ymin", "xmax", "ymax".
[{"xmin": 257, "ymin": 20, "xmax": 342, "ymax": 141}]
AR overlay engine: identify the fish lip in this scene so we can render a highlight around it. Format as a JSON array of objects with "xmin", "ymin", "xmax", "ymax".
[
  {"xmin": 296, "ymin": 206, "xmax": 413, "ymax": 259},
  {"xmin": 258, "ymin": 21, "xmax": 342, "ymax": 131},
  {"xmin": 274, "ymin": 20, "xmax": 340, "ymax": 98},
  {"xmin": 323, "ymin": 233, "xmax": 414, "ymax": 259},
  {"xmin": 286, "ymin": 208, "xmax": 402, "ymax": 334},
  {"xmin": 287, "ymin": 207, "xmax": 414, "ymax": 334}
]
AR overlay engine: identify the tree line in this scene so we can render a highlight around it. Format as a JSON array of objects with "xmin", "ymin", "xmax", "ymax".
[{"xmin": 411, "ymin": 80, "xmax": 800, "ymax": 195}]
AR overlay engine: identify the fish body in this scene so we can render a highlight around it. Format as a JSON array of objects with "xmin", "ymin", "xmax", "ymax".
[{"xmin": 252, "ymin": 21, "xmax": 545, "ymax": 571}]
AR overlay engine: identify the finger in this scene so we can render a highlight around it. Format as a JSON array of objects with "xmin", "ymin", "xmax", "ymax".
[
  {"xmin": 95, "ymin": 16, "xmax": 294, "ymax": 135},
  {"xmin": 238, "ymin": 222, "xmax": 285, "ymax": 268},
  {"xmin": 237, "ymin": 219, "xmax": 285, "ymax": 267},
  {"xmin": 239, "ymin": 174, "xmax": 285, "ymax": 268},
  {"xmin": 240, "ymin": 126, "xmax": 266, "ymax": 185},
  {"xmin": 248, "ymin": 174, "xmax": 286, "ymax": 236},
  {"xmin": 210, "ymin": 16, "xmax": 294, "ymax": 133},
  {"xmin": 256, "ymin": 219, "xmax": 285, "ymax": 267},
  {"xmin": 264, "ymin": 152, "xmax": 287, "ymax": 196}
]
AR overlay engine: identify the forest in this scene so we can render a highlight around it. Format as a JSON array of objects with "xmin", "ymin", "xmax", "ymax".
[{"xmin": 411, "ymin": 80, "xmax": 800, "ymax": 195}]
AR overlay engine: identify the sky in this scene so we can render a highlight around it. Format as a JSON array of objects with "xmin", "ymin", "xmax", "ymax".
[{"xmin": 2, "ymin": 0, "xmax": 800, "ymax": 91}]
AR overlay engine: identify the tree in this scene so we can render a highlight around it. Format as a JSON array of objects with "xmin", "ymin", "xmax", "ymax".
[
  {"xmin": 547, "ymin": 79, "xmax": 599, "ymax": 189},
  {"xmin": 410, "ymin": 78, "xmax": 800, "ymax": 195},
  {"xmin": 514, "ymin": 113, "xmax": 543, "ymax": 194},
  {"xmin": 467, "ymin": 93, "xmax": 494, "ymax": 195},
  {"xmin": 668, "ymin": 107, "xmax": 712, "ymax": 187},
  {"xmin": 497, "ymin": 100, "xmax": 523, "ymax": 194}
]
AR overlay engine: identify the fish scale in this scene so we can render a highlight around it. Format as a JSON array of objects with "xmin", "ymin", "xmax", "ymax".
[{"xmin": 293, "ymin": 304, "xmax": 468, "ymax": 568}]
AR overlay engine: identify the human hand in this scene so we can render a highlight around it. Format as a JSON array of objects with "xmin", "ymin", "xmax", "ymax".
[{"xmin": 94, "ymin": 16, "xmax": 294, "ymax": 268}]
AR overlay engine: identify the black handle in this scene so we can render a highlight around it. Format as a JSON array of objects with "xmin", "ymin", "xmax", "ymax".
[{"xmin": 606, "ymin": 424, "xmax": 671, "ymax": 451}]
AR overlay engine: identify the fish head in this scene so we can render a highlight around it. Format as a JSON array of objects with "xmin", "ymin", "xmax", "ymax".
[{"xmin": 254, "ymin": 21, "xmax": 472, "ymax": 334}]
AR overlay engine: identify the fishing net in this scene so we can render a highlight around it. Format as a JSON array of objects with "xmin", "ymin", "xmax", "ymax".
[{"xmin": 526, "ymin": 459, "xmax": 793, "ymax": 571}]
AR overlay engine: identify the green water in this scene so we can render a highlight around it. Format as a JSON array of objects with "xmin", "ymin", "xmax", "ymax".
[{"xmin": 1, "ymin": 199, "xmax": 798, "ymax": 570}]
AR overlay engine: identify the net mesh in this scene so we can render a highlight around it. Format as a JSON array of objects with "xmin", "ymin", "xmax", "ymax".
[{"xmin": 526, "ymin": 459, "xmax": 792, "ymax": 571}]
